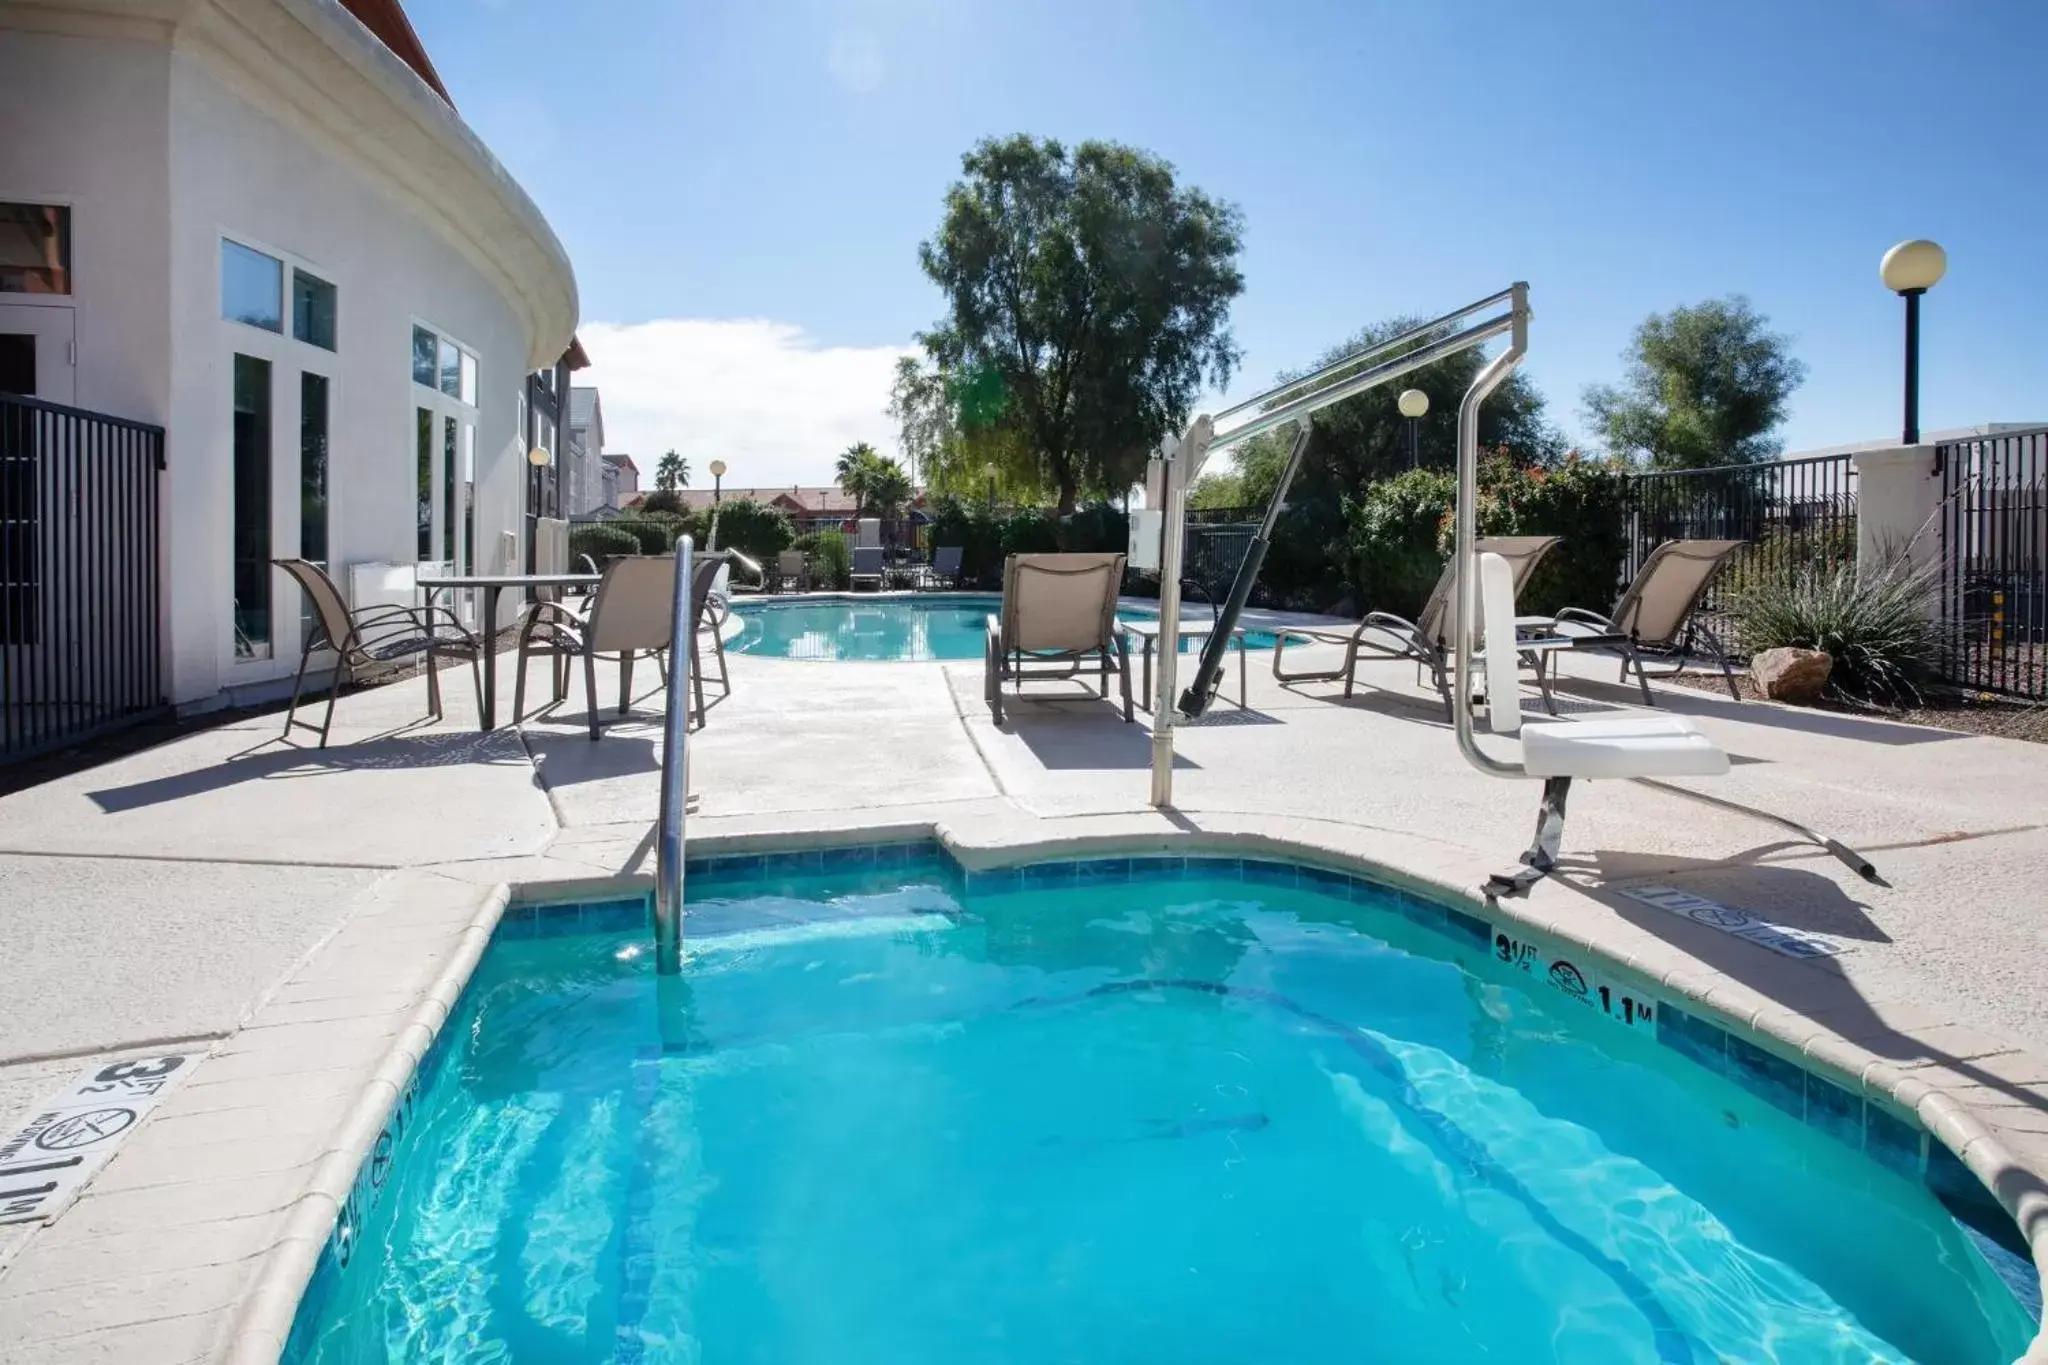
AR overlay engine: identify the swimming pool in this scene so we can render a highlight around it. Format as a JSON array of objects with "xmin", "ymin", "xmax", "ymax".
[
  {"xmin": 289, "ymin": 850, "xmax": 2035, "ymax": 1363},
  {"xmin": 729, "ymin": 593, "xmax": 1281, "ymax": 661}
]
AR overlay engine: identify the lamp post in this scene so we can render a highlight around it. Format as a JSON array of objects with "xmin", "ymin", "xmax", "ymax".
[
  {"xmin": 1397, "ymin": 388, "xmax": 1429, "ymax": 469},
  {"xmin": 709, "ymin": 458, "xmax": 727, "ymax": 504},
  {"xmin": 1880, "ymin": 239, "xmax": 1946, "ymax": 446},
  {"xmin": 984, "ymin": 461, "xmax": 997, "ymax": 513}
]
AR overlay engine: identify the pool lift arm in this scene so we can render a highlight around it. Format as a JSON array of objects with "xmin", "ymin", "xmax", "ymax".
[{"xmin": 1149, "ymin": 286, "xmax": 1528, "ymax": 805}]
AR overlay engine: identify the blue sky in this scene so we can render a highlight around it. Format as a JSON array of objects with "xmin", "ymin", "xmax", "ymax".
[{"xmin": 416, "ymin": 0, "xmax": 2048, "ymax": 486}]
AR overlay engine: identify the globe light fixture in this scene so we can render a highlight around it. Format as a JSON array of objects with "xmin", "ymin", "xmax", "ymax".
[
  {"xmin": 1880, "ymin": 240, "xmax": 1946, "ymax": 445},
  {"xmin": 1397, "ymin": 388, "xmax": 1430, "ymax": 468},
  {"xmin": 709, "ymin": 458, "xmax": 727, "ymax": 503},
  {"xmin": 527, "ymin": 444, "xmax": 550, "ymax": 468}
]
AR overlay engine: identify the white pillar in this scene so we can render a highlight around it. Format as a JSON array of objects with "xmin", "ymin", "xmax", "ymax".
[{"xmin": 1852, "ymin": 444, "xmax": 1941, "ymax": 573}]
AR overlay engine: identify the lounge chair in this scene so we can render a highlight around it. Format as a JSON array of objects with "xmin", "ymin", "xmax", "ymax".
[
  {"xmin": 984, "ymin": 552, "xmax": 1132, "ymax": 725},
  {"xmin": 1271, "ymin": 536, "xmax": 1560, "ymax": 717},
  {"xmin": 850, "ymin": 545, "xmax": 885, "ymax": 591},
  {"xmin": 1530, "ymin": 539, "xmax": 1747, "ymax": 704},
  {"xmin": 774, "ymin": 549, "xmax": 809, "ymax": 593},
  {"xmin": 926, "ymin": 545, "xmax": 964, "ymax": 590},
  {"xmin": 511, "ymin": 553, "xmax": 726, "ymax": 738},
  {"xmin": 273, "ymin": 558, "xmax": 482, "ymax": 747}
]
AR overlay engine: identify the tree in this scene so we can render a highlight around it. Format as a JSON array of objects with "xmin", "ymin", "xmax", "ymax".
[
  {"xmin": 888, "ymin": 356, "xmax": 1047, "ymax": 504},
  {"xmin": 655, "ymin": 449, "xmax": 691, "ymax": 491},
  {"xmin": 1583, "ymin": 296, "xmax": 1806, "ymax": 469},
  {"xmin": 918, "ymin": 134, "xmax": 1245, "ymax": 515},
  {"xmin": 835, "ymin": 445, "xmax": 914, "ymax": 517}
]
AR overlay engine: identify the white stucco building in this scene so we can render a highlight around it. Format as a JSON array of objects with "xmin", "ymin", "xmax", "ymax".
[
  {"xmin": 0, "ymin": 0, "xmax": 577, "ymax": 715},
  {"xmin": 567, "ymin": 385, "xmax": 605, "ymax": 517}
]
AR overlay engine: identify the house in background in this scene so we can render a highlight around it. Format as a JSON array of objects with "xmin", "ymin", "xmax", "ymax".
[
  {"xmin": 668, "ymin": 486, "xmax": 930, "ymax": 536},
  {"xmin": 567, "ymin": 385, "xmax": 606, "ymax": 517},
  {"xmin": 0, "ymin": 0, "xmax": 578, "ymax": 730},
  {"xmin": 602, "ymin": 452, "xmax": 639, "ymax": 510}
]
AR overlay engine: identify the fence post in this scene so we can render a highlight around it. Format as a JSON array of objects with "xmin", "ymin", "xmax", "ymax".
[{"xmin": 1851, "ymin": 444, "xmax": 1941, "ymax": 602}]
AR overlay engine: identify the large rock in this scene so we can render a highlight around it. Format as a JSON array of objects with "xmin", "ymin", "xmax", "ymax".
[{"xmin": 1751, "ymin": 647, "xmax": 1833, "ymax": 704}]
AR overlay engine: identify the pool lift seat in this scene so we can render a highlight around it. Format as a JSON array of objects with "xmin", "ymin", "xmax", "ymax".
[
  {"xmin": 1471, "ymin": 551, "xmax": 1730, "ymax": 895},
  {"xmin": 1444, "ymin": 302, "xmax": 1877, "ymax": 898}
]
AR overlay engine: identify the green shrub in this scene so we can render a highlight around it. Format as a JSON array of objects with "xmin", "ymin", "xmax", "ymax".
[
  {"xmin": 1056, "ymin": 503, "xmax": 1129, "ymax": 555},
  {"xmin": 796, "ymin": 529, "xmax": 852, "ymax": 589},
  {"xmin": 704, "ymin": 498, "xmax": 794, "ymax": 564},
  {"xmin": 1730, "ymin": 553, "xmax": 1939, "ymax": 700},
  {"xmin": 1343, "ymin": 456, "xmax": 1631, "ymax": 619},
  {"xmin": 638, "ymin": 489, "xmax": 688, "ymax": 516},
  {"xmin": 568, "ymin": 522, "xmax": 639, "ymax": 568},
  {"xmin": 610, "ymin": 513, "xmax": 694, "ymax": 556}
]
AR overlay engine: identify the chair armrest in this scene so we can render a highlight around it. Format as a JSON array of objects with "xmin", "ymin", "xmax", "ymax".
[
  {"xmin": 413, "ymin": 603, "xmax": 478, "ymax": 644},
  {"xmin": 1552, "ymin": 607, "xmax": 1615, "ymax": 629}
]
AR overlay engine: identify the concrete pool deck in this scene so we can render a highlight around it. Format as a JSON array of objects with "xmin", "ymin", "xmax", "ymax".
[{"xmin": 3, "ymin": 625, "xmax": 2047, "ymax": 1360}]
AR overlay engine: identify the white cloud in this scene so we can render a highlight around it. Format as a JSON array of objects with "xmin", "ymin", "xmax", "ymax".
[
  {"xmin": 827, "ymin": 29, "xmax": 885, "ymax": 93},
  {"xmin": 576, "ymin": 318, "xmax": 913, "ymax": 492}
]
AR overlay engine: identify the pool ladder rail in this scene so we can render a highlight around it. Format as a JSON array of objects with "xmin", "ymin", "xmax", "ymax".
[{"xmin": 654, "ymin": 537, "xmax": 692, "ymax": 973}]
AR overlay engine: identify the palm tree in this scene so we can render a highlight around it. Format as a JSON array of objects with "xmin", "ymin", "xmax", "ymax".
[{"xmin": 655, "ymin": 449, "xmax": 691, "ymax": 492}]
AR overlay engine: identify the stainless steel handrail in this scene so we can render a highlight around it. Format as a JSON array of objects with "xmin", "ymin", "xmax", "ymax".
[
  {"xmin": 1451, "ymin": 284, "xmax": 1531, "ymax": 777},
  {"xmin": 653, "ymin": 535, "xmax": 693, "ymax": 974}
]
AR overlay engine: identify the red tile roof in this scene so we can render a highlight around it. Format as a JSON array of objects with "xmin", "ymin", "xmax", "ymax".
[{"xmin": 339, "ymin": 0, "xmax": 453, "ymax": 106}]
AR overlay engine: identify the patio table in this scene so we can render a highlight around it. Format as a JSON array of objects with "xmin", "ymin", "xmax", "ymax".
[
  {"xmin": 1120, "ymin": 617, "xmax": 1250, "ymax": 712},
  {"xmin": 417, "ymin": 572, "xmax": 601, "ymax": 730}
]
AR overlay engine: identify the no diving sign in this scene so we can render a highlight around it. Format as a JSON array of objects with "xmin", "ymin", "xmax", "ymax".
[{"xmin": 0, "ymin": 1054, "xmax": 197, "ymax": 1226}]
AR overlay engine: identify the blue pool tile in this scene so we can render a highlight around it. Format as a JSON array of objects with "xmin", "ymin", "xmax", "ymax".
[
  {"xmin": 1802, "ymin": 1072, "xmax": 1865, "ymax": 1148},
  {"xmin": 1864, "ymin": 1103, "xmax": 1926, "ymax": 1178},
  {"xmin": 1298, "ymin": 865, "xmax": 1353, "ymax": 896},
  {"xmin": 1075, "ymin": 858, "xmax": 1130, "ymax": 884},
  {"xmin": 1021, "ymin": 861, "xmax": 1080, "ymax": 889},
  {"xmin": 757, "ymin": 849, "xmax": 823, "ymax": 877},
  {"xmin": 708, "ymin": 853, "xmax": 764, "ymax": 876},
  {"xmin": 682, "ymin": 856, "xmax": 712, "ymax": 876},
  {"xmin": 1657, "ymin": 1005, "xmax": 1729, "ymax": 1073},
  {"xmin": 1725, "ymin": 1035, "xmax": 1808, "ymax": 1119},
  {"xmin": 1126, "ymin": 855, "xmax": 1185, "ymax": 880},
  {"xmin": 820, "ymin": 845, "xmax": 876, "ymax": 872},
  {"xmin": 581, "ymin": 899, "xmax": 648, "ymax": 934},
  {"xmin": 871, "ymin": 841, "xmax": 928, "ymax": 867},
  {"xmin": 1184, "ymin": 857, "xmax": 1241, "ymax": 881},
  {"xmin": 1925, "ymin": 1138, "xmax": 1987, "ymax": 1207},
  {"xmin": 1241, "ymin": 860, "xmax": 1298, "ymax": 888},
  {"xmin": 1437, "ymin": 906, "xmax": 1491, "ymax": 949},
  {"xmin": 964, "ymin": 867, "xmax": 1020, "ymax": 896}
]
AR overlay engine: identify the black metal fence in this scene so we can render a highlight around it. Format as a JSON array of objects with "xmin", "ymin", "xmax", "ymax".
[
  {"xmin": 1, "ymin": 394, "xmax": 165, "ymax": 762},
  {"xmin": 1620, "ymin": 454, "xmax": 1859, "ymax": 639},
  {"xmin": 1936, "ymin": 428, "xmax": 2046, "ymax": 699}
]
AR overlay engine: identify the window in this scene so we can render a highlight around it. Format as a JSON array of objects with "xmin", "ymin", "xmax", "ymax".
[
  {"xmin": 0, "ymin": 204, "xmax": 70, "ymax": 295},
  {"xmin": 441, "ymin": 415, "xmax": 457, "ymax": 563},
  {"xmin": 221, "ymin": 240, "xmax": 282, "ymax": 332},
  {"xmin": 438, "ymin": 337, "xmax": 461, "ymax": 398},
  {"xmin": 416, "ymin": 407, "xmax": 433, "ymax": 561},
  {"xmin": 459, "ymin": 351, "xmax": 477, "ymax": 406},
  {"xmin": 461, "ymin": 425, "xmax": 476, "ymax": 574},
  {"xmin": 412, "ymin": 327, "xmax": 437, "ymax": 387},
  {"xmin": 232, "ymin": 355, "xmax": 273, "ymax": 659},
  {"xmin": 292, "ymin": 270, "xmax": 336, "ymax": 350},
  {"xmin": 300, "ymin": 372, "xmax": 329, "ymax": 642}
]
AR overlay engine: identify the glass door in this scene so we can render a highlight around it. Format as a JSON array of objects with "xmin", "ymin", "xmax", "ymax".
[{"xmin": 0, "ymin": 304, "xmax": 76, "ymax": 403}]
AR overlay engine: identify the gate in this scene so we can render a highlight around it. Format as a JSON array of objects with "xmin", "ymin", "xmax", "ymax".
[
  {"xmin": 1936, "ymin": 428, "xmax": 2047, "ymax": 699},
  {"xmin": 1, "ymin": 393, "xmax": 166, "ymax": 761}
]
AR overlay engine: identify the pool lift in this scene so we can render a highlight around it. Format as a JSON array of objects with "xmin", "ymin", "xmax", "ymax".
[{"xmin": 1143, "ymin": 282, "xmax": 1881, "ymax": 896}]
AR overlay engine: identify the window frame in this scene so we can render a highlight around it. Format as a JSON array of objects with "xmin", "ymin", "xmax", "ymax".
[{"xmin": 0, "ymin": 198, "xmax": 75, "ymax": 299}]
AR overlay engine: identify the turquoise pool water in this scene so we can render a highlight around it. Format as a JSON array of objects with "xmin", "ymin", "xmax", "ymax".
[
  {"xmin": 729, "ymin": 593, "xmax": 1279, "ymax": 661},
  {"xmin": 293, "ymin": 860, "xmax": 2035, "ymax": 1363}
]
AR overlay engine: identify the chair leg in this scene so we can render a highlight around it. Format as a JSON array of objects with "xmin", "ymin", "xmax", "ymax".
[
  {"xmin": 1625, "ymin": 644, "xmax": 1654, "ymax": 707},
  {"xmin": 1699, "ymin": 625, "xmax": 1741, "ymax": 701},
  {"xmin": 584, "ymin": 647, "xmax": 601, "ymax": 741},
  {"xmin": 1530, "ymin": 651, "xmax": 1559, "ymax": 716},
  {"xmin": 985, "ymin": 632, "xmax": 1005, "ymax": 725},
  {"xmin": 318, "ymin": 663, "xmax": 343, "ymax": 749},
  {"xmin": 284, "ymin": 639, "xmax": 314, "ymax": 739},
  {"xmin": 425, "ymin": 648, "xmax": 443, "ymax": 720},
  {"xmin": 691, "ymin": 636, "xmax": 707, "ymax": 727},
  {"xmin": 1098, "ymin": 647, "xmax": 1110, "ymax": 698},
  {"xmin": 512, "ymin": 640, "xmax": 531, "ymax": 725},
  {"xmin": 467, "ymin": 650, "xmax": 484, "ymax": 726},
  {"xmin": 710, "ymin": 628, "xmax": 730, "ymax": 697},
  {"xmin": 1116, "ymin": 637, "xmax": 1133, "ymax": 723},
  {"xmin": 620, "ymin": 652, "xmax": 634, "ymax": 716}
]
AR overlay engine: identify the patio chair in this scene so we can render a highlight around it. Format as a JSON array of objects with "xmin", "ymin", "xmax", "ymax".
[
  {"xmin": 1271, "ymin": 536, "xmax": 1560, "ymax": 718},
  {"xmin": 984, "ymin": 552, "xmax": 1132, "ymax": 726},
  {"xmin": 511, "ymin": 553, "xmax": 727, "ymax": 739},
  {"xmin": 272, "ymin": 558, "xmax": 481, "ymax": 748},
  {"xmin": 1532, "ymin": 539, "xmax": 1748, "ymax": 704},
  {"xmin": 774, "ymin": 549, "xmax": 809, "ymax": 593},
  {"xmin": 850, "ymin": 545, "xmax": 885, "ymax": 591},
  {"xmin": 925, "ymin": 545, "xmax": 964, "ymax": 590}
]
